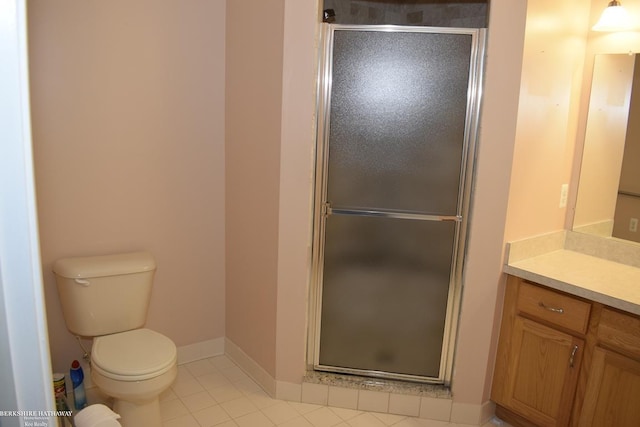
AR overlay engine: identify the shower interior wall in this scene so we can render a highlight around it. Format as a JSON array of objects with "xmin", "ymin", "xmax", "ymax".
[{"xmin": 322, "ymin": 0, "xmax": 487, "ymax": 27}]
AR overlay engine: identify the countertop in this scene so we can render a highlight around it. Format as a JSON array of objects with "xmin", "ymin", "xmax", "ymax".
[{"xmin": 504, "ymin": 231, "xmax": 640, "ymax": 316}]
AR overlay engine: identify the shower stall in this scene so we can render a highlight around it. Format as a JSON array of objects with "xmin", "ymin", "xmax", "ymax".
[{"xmin": 310, "ymin": 24, "xmax": 485, "ymax": 384}]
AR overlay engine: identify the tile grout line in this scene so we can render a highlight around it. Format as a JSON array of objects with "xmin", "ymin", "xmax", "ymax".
[{"xmin": 160, "ymin": 355, "xmax": 503, "ymax": 427}]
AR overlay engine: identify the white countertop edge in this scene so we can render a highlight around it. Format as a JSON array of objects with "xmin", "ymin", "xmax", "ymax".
[
  {"xmin": 504, "ymin": 233, "xmax": 640, "ymax": 317},
  {"xmin": 504, "ymin": 263, "xmax": 640, "ymax": 316}
]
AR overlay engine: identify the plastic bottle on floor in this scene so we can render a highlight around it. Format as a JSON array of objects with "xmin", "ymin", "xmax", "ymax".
[{"xmin": 70, "ymin": 360, "xmax": 88, "ymax": 410}]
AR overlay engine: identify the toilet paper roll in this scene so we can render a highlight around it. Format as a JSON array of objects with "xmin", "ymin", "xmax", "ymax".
[{"xmin": 74, "ymin": 404, "xmax": 121, "ymax": 427}]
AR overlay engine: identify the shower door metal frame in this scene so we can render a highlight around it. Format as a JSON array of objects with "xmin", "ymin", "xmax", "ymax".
[{"xmin": 308, "ymin": 24, "xmax": 486, "ymax": 385}]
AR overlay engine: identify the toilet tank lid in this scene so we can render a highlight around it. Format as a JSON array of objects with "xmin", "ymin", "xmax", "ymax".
[{"xmin": 53, "ymin": 251, "xmax": 156, "ymax": 279}]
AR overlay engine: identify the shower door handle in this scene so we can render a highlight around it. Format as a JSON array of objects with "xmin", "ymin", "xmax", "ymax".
[{"xmin": 324, "ymin": 202, "xmax": 461, "ymax": 222}]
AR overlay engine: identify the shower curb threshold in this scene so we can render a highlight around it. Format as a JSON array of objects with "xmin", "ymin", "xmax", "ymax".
[{"xmin": 303, "ymin": 370, "xmax": 451, "ymax": 398}]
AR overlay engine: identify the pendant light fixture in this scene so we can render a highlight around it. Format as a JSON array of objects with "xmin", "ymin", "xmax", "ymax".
[{"xmin": 592, "ymin": 0, "xmax": 634, "ymax": 32}]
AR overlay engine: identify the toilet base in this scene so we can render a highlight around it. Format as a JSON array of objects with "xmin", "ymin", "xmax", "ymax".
[
  {"xmin": 90, "ymin": 360, "xmax": 176, "ymax": 427},
  {"xmin": 113, "ymin": 398, "xmax": 160, "ymax": 427}
]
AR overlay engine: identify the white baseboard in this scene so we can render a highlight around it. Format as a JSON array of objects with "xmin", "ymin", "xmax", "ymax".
[
  {"xmin": 176, "ymin": 337, "xmax": 225, "ymax": 365},
  {"xmin": 481, "ymin": 400, "xmax": 497, "ymax": 424},
  {"xmin": 275, "ymin": 381, "xmax": 302, "ymax": 402},
  {"xmin": 450, "ymin": 400, "xmax": 495, "ymax": 425},
  {"xmin": 224, "ymin": 338, "xmax": 277, "ymax": 397}
]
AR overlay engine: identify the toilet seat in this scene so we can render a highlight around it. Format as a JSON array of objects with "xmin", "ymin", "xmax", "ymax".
[{"xmin": 92, "ymin": 329, "xmax": 176, "ymax": 381}]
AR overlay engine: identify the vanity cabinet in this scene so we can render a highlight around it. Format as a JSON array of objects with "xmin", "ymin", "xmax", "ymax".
[
  {"xmin": 492, "ymin": 276, "xmax": 588, "ymax": 427},
  {"xmin": 574, "ymin": 308, "xmax": 640, "ymax": 426},
  {"xmin": 577, "ymin": 347, "xmax": 640, "ymax": 425},
  {"xmin": 493, "ymin": 276, "xmax": 640, "ymax": 427}
]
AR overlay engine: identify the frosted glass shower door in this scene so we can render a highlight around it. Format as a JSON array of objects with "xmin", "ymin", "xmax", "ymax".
[{"xmin": 312, "ymin": 25, "xmax": 485, "ymax": 383}]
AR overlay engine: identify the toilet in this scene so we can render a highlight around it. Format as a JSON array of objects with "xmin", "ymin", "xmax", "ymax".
[{"xmin": 53, "ymin": 252, "xmax": 177, "ymax": 427}]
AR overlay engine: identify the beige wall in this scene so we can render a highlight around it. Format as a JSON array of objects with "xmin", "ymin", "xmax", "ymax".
[
  {"xmin": 225, "ymin": 0, "xmax": 286, "ymax": 377},
  {"xmin": 28, "ymin": 0, "xmax": 227, "ymax": 374},
  {"xmin": 275, "ymin": 0, "xmax": 319, "ymax": 384},
  {"xmin": 448, "ymin": 0, "xmax": 529, "ymax": 406},
  {"xmin": 224, "ymin": 0, "xmax": 318, "ymax": 385},
  {"xmin": 505, "ymin": 0, "xmax": 590, "ymax": 242}
]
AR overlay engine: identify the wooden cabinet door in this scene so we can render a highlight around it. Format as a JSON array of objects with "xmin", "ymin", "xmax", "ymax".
[
  {"xmin": 497, "ymin": 316, "xmax": 583, "ymax": 427},
  {"xmin": 578, "ymin": 347, "xmax": 640, "ymax": 426}
]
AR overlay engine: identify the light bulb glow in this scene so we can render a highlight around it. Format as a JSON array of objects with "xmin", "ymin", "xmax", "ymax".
[{"xmin": 592, "ymin": 2, "xmax": 634, "ymax": 32}]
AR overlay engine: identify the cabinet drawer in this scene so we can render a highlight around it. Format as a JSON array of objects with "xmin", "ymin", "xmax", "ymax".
[
  {"xmin": 598, "ymin": 308, "xmax": 640, "ymax": 358},
  {"xmin": 517, "ymin": 281, "xmax": 591, "ymax": 334}
]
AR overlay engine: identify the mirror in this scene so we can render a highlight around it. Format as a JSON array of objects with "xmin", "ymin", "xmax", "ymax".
[{"xmin": 574, "ymin": 53, "xmax": 640, "ymax": 244}]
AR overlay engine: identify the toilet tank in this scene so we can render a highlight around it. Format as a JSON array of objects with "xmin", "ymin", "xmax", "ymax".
[{"xmin": 53, "ymin": 252, "xmax": 157, "ymax": 337}]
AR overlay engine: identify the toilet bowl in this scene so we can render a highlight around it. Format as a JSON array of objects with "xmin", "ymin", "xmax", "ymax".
[
  {"xmin": 52, "ymin": 252, "xmax": 177, "ymax": 427},
  {"xmin": 90, "ymin": 329, "xmax": 177, "ymax": 427}
]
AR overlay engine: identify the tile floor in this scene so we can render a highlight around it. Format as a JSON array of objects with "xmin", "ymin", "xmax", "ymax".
[{"xmin": 159, "ymin": 355, "xmax": 504, "ymax": 427}]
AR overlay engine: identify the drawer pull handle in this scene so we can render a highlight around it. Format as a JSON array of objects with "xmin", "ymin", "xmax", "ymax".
[
  {"xmin": 539, "ymin": 301, "xmax": 564, "ymax": 314},
  {"xmin": 569, "ymin": 345, "xmax": 578, "ymax": 367}
]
